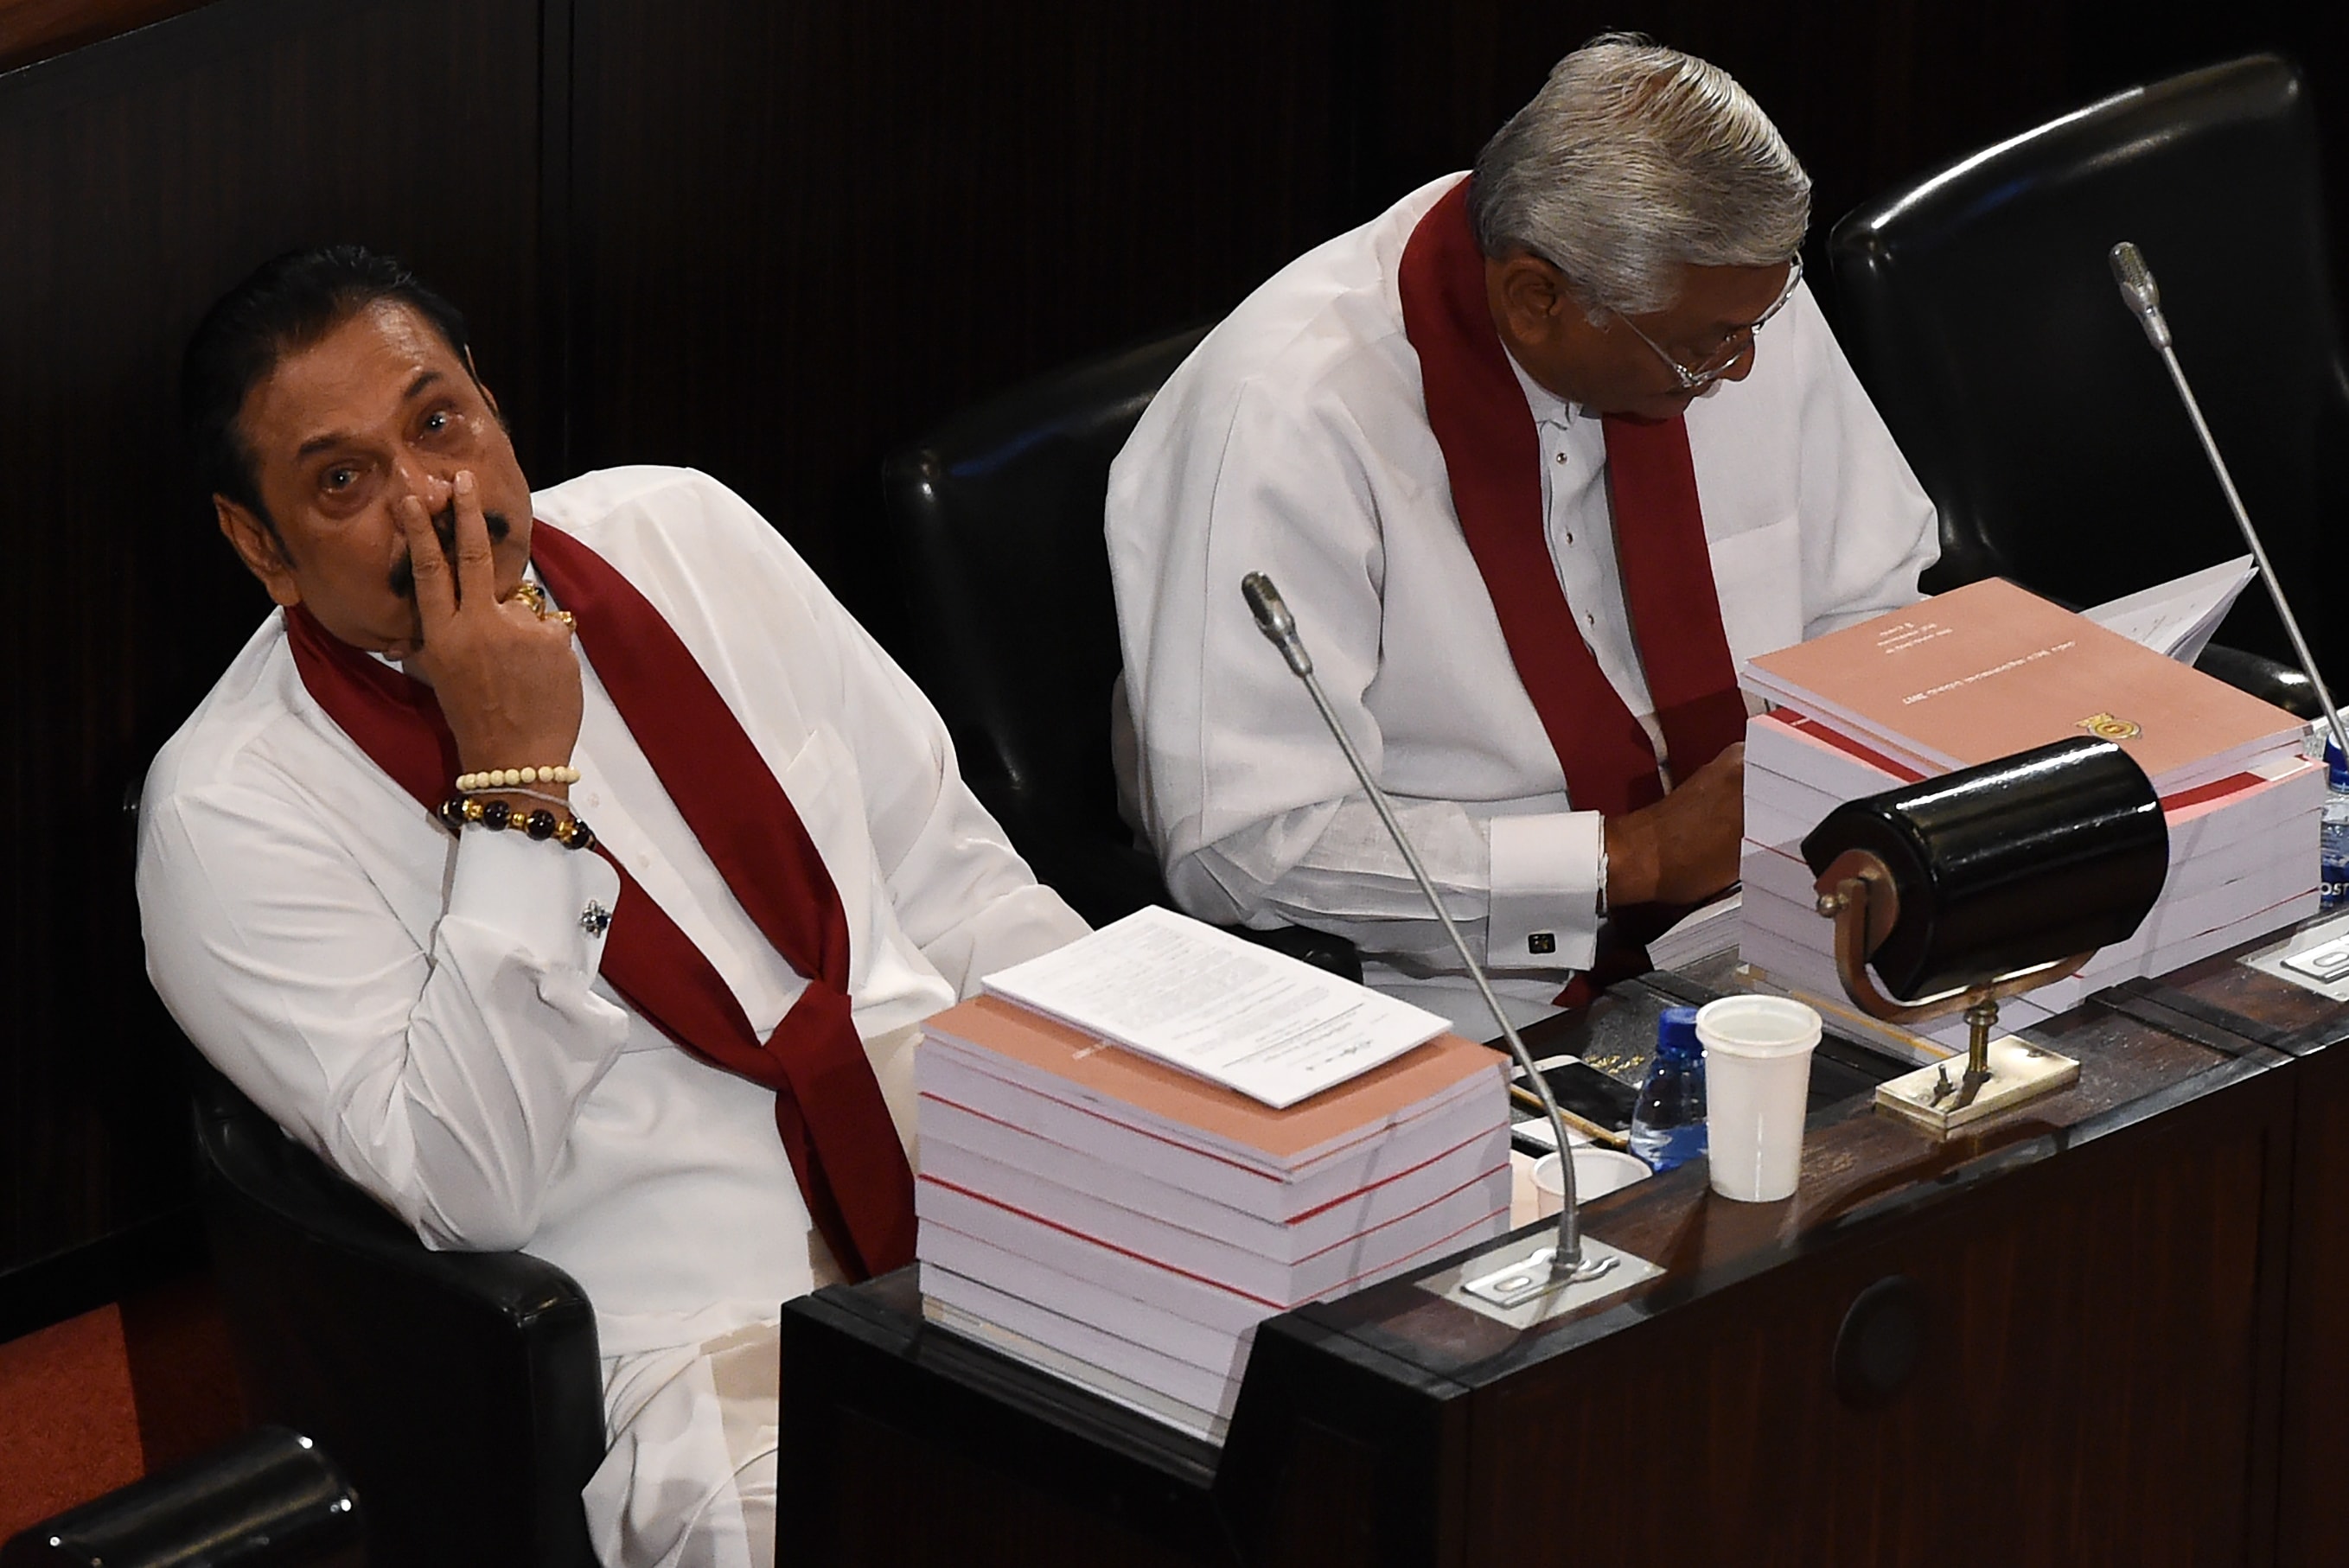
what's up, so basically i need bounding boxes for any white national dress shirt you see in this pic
[138,465,1088,1361]
[1107,173,1939,1036]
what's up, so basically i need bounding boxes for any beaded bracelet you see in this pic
[489,787,573,813]
[437,795,598,851]
[456,765,581,793]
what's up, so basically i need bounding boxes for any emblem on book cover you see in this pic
[2076,712,2142,741]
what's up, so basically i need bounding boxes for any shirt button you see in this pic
[1564,532,1575,545]
[1586,613,1597,628]
[1554,450,1567,464]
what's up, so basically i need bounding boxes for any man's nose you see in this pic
[392,457,456,515]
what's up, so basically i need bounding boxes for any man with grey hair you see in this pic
[1106,35,1937,1036]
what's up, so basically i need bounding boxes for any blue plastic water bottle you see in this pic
[1628,1006,1707,1173]
[2322,742,2349,913]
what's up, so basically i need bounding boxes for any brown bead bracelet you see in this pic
[437,794,598,851]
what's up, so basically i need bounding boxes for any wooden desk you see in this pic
[778,930,2348,1567]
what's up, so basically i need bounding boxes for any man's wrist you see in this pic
[1602,816,1658,909]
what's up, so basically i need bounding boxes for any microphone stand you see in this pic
[1241,571,1618,1291]
[2108,241,2349,762]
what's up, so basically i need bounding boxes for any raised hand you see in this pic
[1603,741,1744,908]
[397,470,583,793]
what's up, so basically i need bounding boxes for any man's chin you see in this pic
[1616,390,1708,424]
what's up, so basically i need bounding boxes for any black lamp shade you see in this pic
[1800,737,2169,1001]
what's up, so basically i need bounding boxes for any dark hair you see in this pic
[180,244,474,528]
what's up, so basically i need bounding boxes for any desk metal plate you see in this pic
[1418,1233,1661,1329]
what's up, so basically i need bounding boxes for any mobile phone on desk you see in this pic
[1509,1055,1637,1151]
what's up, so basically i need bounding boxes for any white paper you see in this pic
[1644,889,1743,972]
[2084,555,2256,664]
[981,906,1446,1108]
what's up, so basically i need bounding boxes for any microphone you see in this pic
[1240,570,1617,1291]
[2106,242,2349,762]
[1240,572,1312,677]
[2107,241,2171,348]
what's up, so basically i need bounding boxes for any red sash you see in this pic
[285,522,916,1281]
[1397,177,1746,816]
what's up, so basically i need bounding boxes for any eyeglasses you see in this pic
[1612,256,1804,391]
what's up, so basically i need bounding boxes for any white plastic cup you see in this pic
[1530,1147,1653,1215]
[1698,995,1822,1202]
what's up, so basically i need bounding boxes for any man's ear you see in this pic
[216,496,301,608]
[1490,252,1572,347]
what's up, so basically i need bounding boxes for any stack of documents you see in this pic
[1735,577,2320,1057]
[916,908,1512,1442]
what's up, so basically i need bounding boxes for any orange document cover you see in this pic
[1741,578,2301,789]
[926,994,1503,1170]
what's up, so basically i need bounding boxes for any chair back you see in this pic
[880,327,1206,927]
[1829,54,2349,676]
[192,1072,603,1567]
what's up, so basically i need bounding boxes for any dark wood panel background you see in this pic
[0,0,555,1328]
[2,0,2344,1318]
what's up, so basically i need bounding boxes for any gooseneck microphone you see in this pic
[2107,241,2349,762]
[2108,240,2171,349]
[1241,570,1613,1288]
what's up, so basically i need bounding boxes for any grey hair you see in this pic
[1468,35,1810,318]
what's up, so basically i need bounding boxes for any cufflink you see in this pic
[1528,932,1557,956]
[580,901,612,937]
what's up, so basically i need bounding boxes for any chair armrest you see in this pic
[2193,641,2321,718]
[0,1425,361,1567]
[193,1078,597,1332]
[192,1076,603,1568]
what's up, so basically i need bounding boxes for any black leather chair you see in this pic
[192,1070,603,1568]
[881,327,1359,978]
[1,1426,362,1567]
[1828,53,2338,717]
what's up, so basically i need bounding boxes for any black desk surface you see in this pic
[782,917,2349,1566]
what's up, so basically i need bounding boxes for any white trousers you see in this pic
[584,1321,782,1568]
[578,1026,924,1568]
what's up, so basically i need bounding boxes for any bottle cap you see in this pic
[2329,740,2348,790]
[1656,1005,1701,1061]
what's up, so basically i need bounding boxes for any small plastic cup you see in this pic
[1530,1147,1653,1215]
[1697,995,1822,1202]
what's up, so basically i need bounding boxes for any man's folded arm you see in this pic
[138,780,630,1252]
[1167,793,1605,973]
[1119,384,1603,974]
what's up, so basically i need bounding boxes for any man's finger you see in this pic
[450,469,496,607]
[396,494,456,623]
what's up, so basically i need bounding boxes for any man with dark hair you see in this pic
[1108,37,1938,1034]
[140,244,1088,1567]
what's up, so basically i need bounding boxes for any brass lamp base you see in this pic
[1873,1036,2080,1132]
[1813,857,2091,1138]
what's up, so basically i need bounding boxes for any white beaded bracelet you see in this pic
[456,765,581,793]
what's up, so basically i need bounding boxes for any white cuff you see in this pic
[1486,812,1605,971]
[446,825,624,976]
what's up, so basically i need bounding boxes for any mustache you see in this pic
[390,503,513,598]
